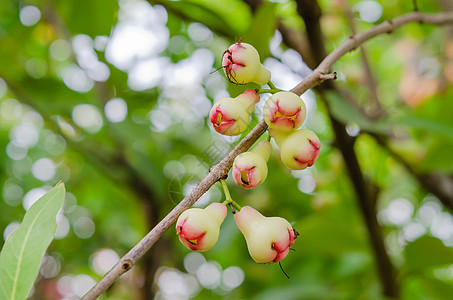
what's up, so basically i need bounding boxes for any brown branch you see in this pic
[82,120,268,299]
[292,11,453,95]
[295,0,398,297]
[82,9,453,299]
[319,90,400,298]
[44,5,165,296]
[3,75,162,298]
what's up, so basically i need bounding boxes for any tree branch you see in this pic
[82,120,268,299]
[292,10,453,95]
[2,75,162,298]
[295,0,395,297]
[82,9,453,299]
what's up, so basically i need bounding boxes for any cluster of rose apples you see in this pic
[176,42,320,265]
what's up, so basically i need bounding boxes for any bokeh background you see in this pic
[1,0,453,299]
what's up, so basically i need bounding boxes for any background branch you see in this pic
[295,0,400,296]
[341,0,384,118]
[373,135,453,211]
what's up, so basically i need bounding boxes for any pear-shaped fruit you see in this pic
[263,92,307,131]
[232,141,272,189]
[209,89,260,136]
[176,203,227,251]
[234,206,297,263]
[222,42,271,85]
[270,128,321,170]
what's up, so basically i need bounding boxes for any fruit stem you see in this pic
[220,179,242,211]
[267,81,277,90]
[255,88,282,94]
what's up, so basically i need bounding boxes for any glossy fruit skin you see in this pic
[222,42,271,85]
[209,89,260,136]
[270,128,321,170]
[234,206,297,263]
[232,140,272,189]
[176,203,227,251]
[263,91,307,131]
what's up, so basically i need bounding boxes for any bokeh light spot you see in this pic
[40,255,61,278]
[3,221,20,241]
[222,266,244,290]
[23,187,48,211]
[355,1,383,23]
[0,99,22,121]
[3,182,24,207]
[90,248,120,275]
[50,39,72,61]
[55,214,70,239]
[196,261,222,289]
[104,98,127,123]
[62,65,94,93]
[184,252,206,274]
[20,6,41,26]
[73,217,95,239]
[72,104,103,133]
[31,158,57,182]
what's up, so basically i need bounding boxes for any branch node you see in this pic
[385,19,395,34]
[319,72,337,81]
[122,259,133,271]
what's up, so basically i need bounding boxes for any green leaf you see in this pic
[404,275,453,300]
[404,236,453,272]
[55,0,118,37]
[245,2,277,59]
[393,114,453,141]
[0,182,66,300]
[298,214,366,255]
[324,91,390,134]
[159,0,245,39]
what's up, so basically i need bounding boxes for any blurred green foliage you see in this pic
[1,0,453,299]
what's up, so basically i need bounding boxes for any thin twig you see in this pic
[82,10,453,299]
[292,11,453,94]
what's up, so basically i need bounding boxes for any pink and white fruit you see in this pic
[232,140,272,189]
[176,203,227,251]
[222,42,271,85]
[209,89,260,136]
[263,92,307,131]
[234,206,297,263]
[271,129,321,170]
